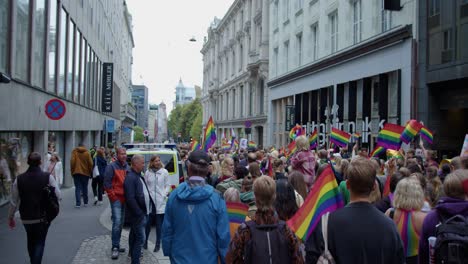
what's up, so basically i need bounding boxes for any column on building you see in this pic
[64,131,76,188]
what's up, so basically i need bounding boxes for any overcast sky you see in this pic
[126,0,234,113]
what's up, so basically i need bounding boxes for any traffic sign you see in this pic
[45,99,66,120]
[144,130,149,136]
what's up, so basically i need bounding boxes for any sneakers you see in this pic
[111,248,119,260]
[83,203,88,207]
[75,205,81,209]
[153,244,160,252]
[97,201,103,206]
[118,248,126,253]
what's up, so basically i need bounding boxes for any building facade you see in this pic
[156,102,168,143]
[268,0,417,149]
[132,84,149,130]
[173,78,196,108]
[201,0,270,147]
[0,0,134,203]
[148,104,158,142]
[416,0,468,157]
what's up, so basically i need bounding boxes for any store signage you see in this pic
[102,63,113,112]
[285,105,295,131]
[106,120,115,133]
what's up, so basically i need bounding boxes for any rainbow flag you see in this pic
[370,145,385,158]
[400,120,423,144]
[330,128,351,148]
[396,211,420,257]
[287,166,343,241]
[202,116,217,152]
[190,140,200,151]
[420,126,433,144]
[377,123,405,150]
[309,130,318,150]
[285,141,297,159]
[248,141,257,148]
[222,141,231,150]
[289,124,305,140]
[387,149,403,159]
[226,202,249,224]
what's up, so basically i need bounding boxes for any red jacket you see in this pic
[103,160,128,203]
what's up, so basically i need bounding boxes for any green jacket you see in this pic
[215,178,243,194]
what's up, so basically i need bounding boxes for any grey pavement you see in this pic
[0,184,168,264]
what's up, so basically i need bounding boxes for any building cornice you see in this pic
[216,115,268,126]
[268,25,412,88]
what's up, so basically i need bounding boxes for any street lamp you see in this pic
[189,36,196,42]
[0,72,11,83]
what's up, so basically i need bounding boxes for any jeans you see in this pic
[129,215,147,264]
[73,174,90,206]
[110,200,125,249]
[155,214,164,247]
[24,223,49,264]
[91,176,104,201]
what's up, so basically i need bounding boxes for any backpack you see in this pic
[434,213,468,264]
[41,174,60,224]
[244,220,291,264]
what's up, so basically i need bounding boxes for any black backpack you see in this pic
[434,213,468,264]
[41,174,59,224]
[244,220,291,264]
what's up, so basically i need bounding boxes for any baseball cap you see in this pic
[188,150,211,166]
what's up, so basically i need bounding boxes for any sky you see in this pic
[126,0,234,113]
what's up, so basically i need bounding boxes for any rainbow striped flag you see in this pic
[309,130,318,150]
[202,116,217,152]
[377,123,405,150]
[248,141,257,148]
[221,141,231,150]
[330,128,351,148]
[400,120,423,144]
[387,149,403,159]
[370,145,385,158]
[226,202,249,224]
[289,124,305,140]
[287,166,343,241]
[420,126,433,144]
[396,211,420,258]
[285,141,297,159]
[190,140,200,151]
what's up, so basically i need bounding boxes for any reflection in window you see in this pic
[67,21,74,99]
[74,30,80,102]
[58,8,67,97]
[89,52,95,109]
[15,0,30,81]
[32,0,46,88]
[47,0,57,93]
[86,45,91,107]
[0,1,9,73]
[80,38,85,104]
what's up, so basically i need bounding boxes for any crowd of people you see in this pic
[6,135,468,264]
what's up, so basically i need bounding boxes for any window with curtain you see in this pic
[15,0,30,81]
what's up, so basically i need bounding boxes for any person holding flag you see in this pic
[305,157,404,263]
[290,135,316,189]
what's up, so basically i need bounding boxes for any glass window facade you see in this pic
[15,0,30,81]
[74,30,80,102]
[0,1,9,73]
[47,0,57,93]
[67,20,74,99]
[58,8,67,97]
[32,0,46,88]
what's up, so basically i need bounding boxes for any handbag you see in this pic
[92,159,100,178]
[316,212,336,264]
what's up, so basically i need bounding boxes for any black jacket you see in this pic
[124,169,154,223]
[305,202,405,264]
[94,156,108,179]
[17,166,50,221]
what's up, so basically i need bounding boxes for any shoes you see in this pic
[153,245,160,252]
[83,203,88,207]
[75,205,81,209]
[118,248,126,253]
[111,248,119,260]
[93,201,98,206]
[143,242,147,250]
[97,201,103,206]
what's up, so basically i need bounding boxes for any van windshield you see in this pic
[127,153,175,174]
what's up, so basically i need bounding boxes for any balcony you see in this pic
[120,103,136,124]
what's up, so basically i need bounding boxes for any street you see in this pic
[0,186,169,264]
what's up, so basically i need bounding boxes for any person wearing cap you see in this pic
[161,150,230,264]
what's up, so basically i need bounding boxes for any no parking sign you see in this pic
[45,99,66,120]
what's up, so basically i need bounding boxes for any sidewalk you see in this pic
[0,186,169,264]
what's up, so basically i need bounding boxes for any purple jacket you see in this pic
[290,150,316,186]
[418,197,468,264]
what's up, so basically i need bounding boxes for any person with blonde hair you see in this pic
[226,176,304,263]
[47,152,63,190]
[385,177,427,264]
[290,135,316,189]
[224,187,240,202]
[215,157,235,185]
[419,169,468,264]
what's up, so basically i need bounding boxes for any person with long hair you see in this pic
[288,170,307,207]
[92,147,107,205]
[290,135,316,189]
[143,155,169,252]
[47,153,63,190]
[215,157,235,185]
[274,179,299,221]
[385,177,427,264]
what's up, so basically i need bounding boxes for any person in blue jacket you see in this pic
[162,150,230,264]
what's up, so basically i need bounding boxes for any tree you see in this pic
[167,105,183,139]
[190,110,203,141]
[168,99,203,142]
[133,126,144,142]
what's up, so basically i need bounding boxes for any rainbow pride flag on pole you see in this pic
[190,140,201,151]
[387,149,404,159]
[285,141,297,159]
[330,128,351,148]
[419,126,433,144]
[221,141,231,150]
[289,124,305,140]
[226,202,249,224]
[309,130,318,150]
[248,141,257,148]
[202,116,216,152]
[287,166,343,241]
[370,145,385,158]
[377,123,405,150]
[400,120,423,144]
